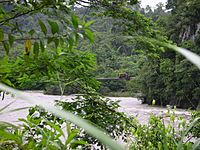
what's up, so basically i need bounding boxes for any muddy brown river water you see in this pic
[0,91,191,125]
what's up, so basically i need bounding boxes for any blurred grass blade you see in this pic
[0,101,15,113]
[0,83,125,150]
[0,107,30,115]
[0,121,18,129]
[136,37,200,70]
[167,45,200,69]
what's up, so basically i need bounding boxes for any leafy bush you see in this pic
[8,48,99,93]
[190,111,200,138]
[99,79,127,95]
[55,93,135,149]
[0,108,87,150]
[130,109,200,150]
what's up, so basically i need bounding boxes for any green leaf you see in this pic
[48,20,59,35]
[84,20,94,28]
[46,121,65,137]
[33,41,39,57]
[39,19,47,35]
[71,14,78,29]
[2,79,13,87]
[40,40,45,52]
[68,34,75,49]
[85,29,94,42]
[70,140,87,148]
[29,29,35,36]
[8,34,14,47]
[66,122,71,135]
[0,56,10,73]
[65,129,79,145]
[0,28,4,42]
[3,41,9,55]
[71,140,87,145]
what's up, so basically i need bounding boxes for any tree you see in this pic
[135,0,200,109]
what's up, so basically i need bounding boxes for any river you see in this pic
[0,91,190,125]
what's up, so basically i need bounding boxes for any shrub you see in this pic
[190,111,200,138]
[55,93,136,149]
[0,106,87,150]
[130,108,200,150]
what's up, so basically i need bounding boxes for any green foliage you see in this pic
[134,40,200,109]
[130,109,200,150]
[0,28,4,42]
[38,19,47,36]
[55,94,135,148]
[48,20,59,35]
[125,0,200,109]
[99,79,127,94]
[0,1,99,93]
[8,47,99,92]
[0,56,13,87]
[190,111,200,138]
[20,106,87,149]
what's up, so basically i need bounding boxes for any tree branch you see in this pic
[0,34,68,43]
[0,5,44,26]
[0,1,11,3]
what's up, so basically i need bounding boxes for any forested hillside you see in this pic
[136,0,200,109]
[0,0,200,108]
[70,0,200,109]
